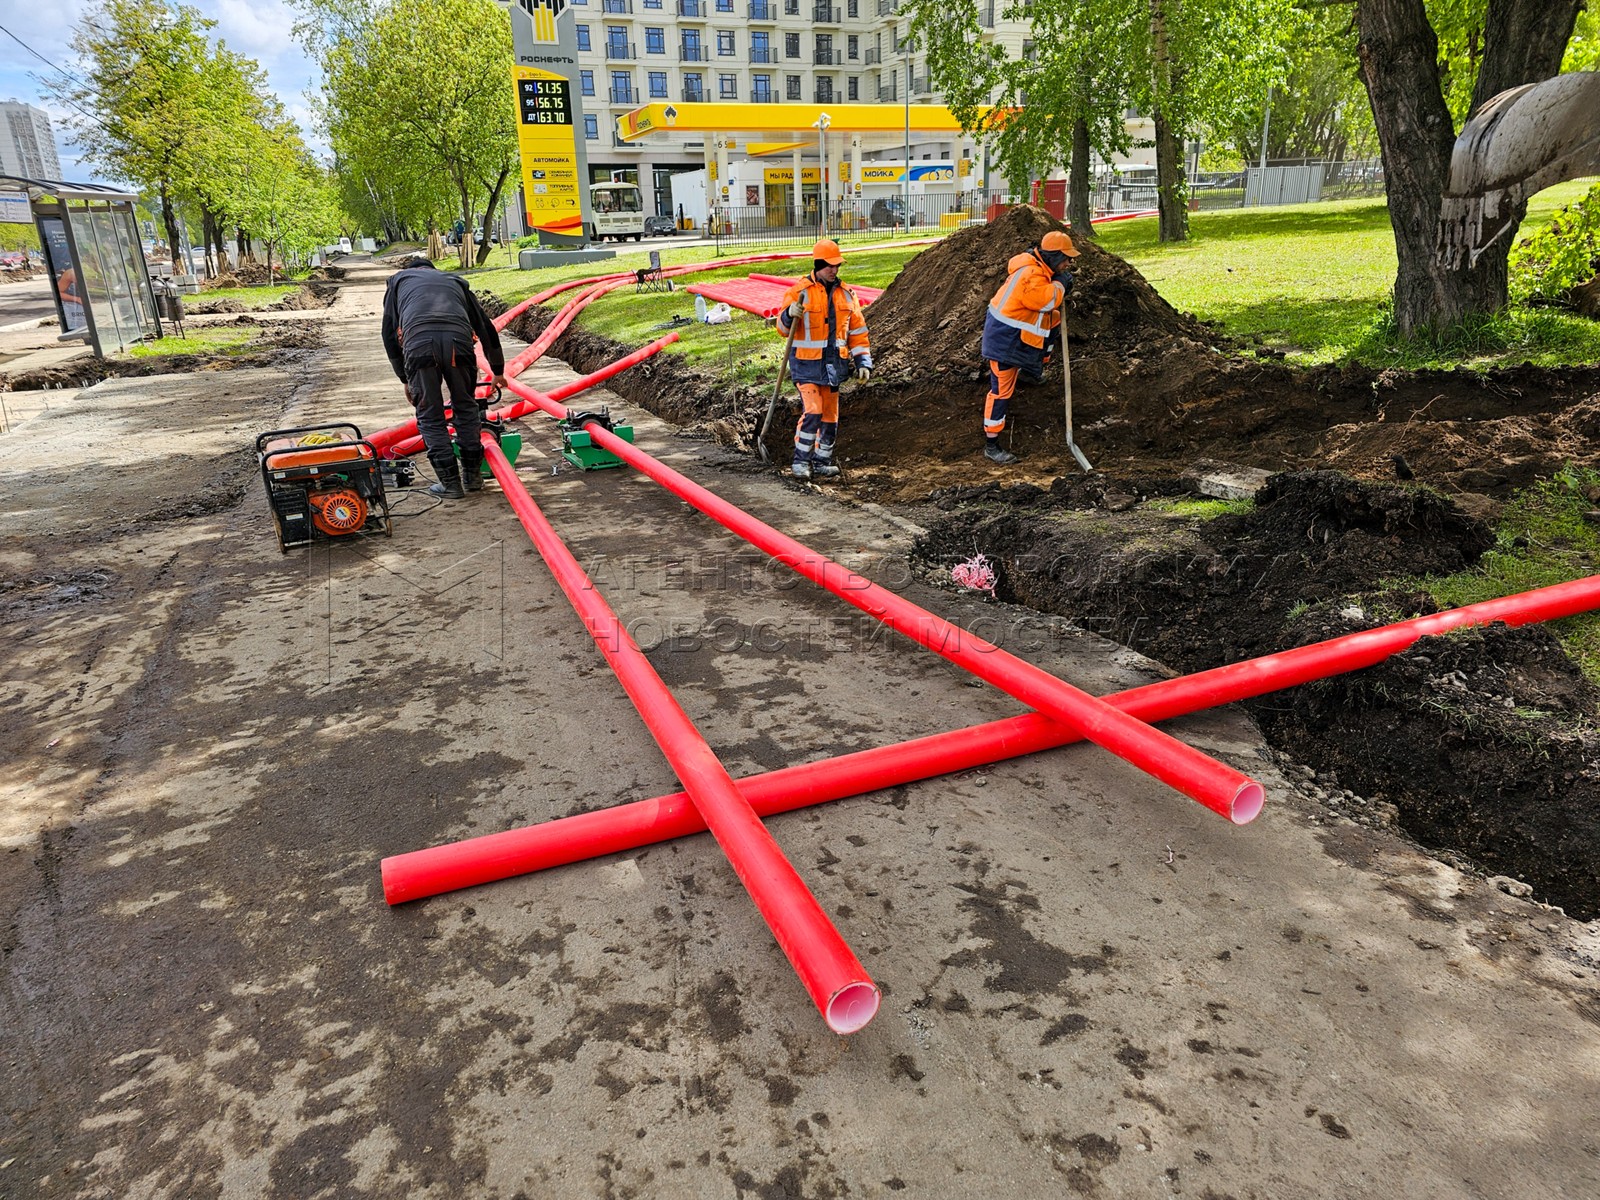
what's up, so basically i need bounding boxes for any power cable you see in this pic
[0,22,123,147]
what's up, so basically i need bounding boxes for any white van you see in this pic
[589,182,645,242]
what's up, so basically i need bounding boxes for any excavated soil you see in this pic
[0,318,326,391]
[494,214,1600,915]
[188,281,340,315]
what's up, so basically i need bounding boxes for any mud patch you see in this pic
[0,319,325,391]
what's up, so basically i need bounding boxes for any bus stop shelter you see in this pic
[0,175,162,357]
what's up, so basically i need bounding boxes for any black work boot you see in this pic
[459,446,485,492]
[984,441,1018,465]
[428,455,466,499]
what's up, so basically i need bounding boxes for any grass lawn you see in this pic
[1095,181,1600,368]
[190,285,300,309]
[126,327,258,358]
[462,180,1599,376]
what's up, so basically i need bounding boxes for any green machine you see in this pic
[560,408,634,470]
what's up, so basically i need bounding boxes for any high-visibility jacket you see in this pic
[980,249,1065,373]
[777,274,872,388]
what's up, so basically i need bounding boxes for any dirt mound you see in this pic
[912,470,1600,917]
[263,283,338,312]
[189,297,247,314]
[869,204,1217,378]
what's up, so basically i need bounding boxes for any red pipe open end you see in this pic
[826,982,881,1035]
[1230,782,1266,825]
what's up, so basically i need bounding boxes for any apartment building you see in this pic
[499,0,1028,217]
[0,100,63,181]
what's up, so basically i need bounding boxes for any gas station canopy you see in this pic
[615,102,989,143]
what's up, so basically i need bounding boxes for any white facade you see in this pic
[0,100,63,180]
[497,0,1031,216]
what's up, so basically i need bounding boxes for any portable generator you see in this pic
[257,423,393,553]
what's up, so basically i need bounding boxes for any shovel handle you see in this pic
[758,291,803,462]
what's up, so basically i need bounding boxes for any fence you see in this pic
[710,193,990,253]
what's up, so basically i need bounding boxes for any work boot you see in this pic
[428,457,466,499]
[984,442,1019,465]
[791,461,813,480]
[459,446,485,492]
[811,460,841,479]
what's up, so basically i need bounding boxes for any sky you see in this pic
[0,0,327,183]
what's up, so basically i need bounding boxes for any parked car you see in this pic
[643,214,677,236]
[869,197,921,228]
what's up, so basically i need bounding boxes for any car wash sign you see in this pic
[508,0,592,243]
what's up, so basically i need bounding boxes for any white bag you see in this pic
[704,301,732,325]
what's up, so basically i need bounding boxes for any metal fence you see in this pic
[710,194,988,253]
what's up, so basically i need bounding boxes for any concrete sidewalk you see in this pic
[2,258,1597,1200]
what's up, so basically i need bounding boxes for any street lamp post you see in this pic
[813,112,831,238]
[902,38,912,235]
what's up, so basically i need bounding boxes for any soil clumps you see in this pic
[912,471,1600,918]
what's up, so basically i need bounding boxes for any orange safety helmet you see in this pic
[1040,230,1081,257]
[812,238,845,265]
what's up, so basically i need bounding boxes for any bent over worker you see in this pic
[978,229,1079,464]
[776,238,873,480]
[381,256,508,499]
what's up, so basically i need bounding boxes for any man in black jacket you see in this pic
[381,257,508,498]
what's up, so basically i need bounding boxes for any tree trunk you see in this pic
[1356,0,1582,335]
[158,187,182,272]
[1148,0,1188,242]
[1068,116,1094,237]
[476,166,511,266]
[200,208,218,279]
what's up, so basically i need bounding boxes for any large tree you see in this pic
[304,0,517,265]
[1354,0,1585,334]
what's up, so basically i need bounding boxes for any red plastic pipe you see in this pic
[383,573,1600,902]
[498,377,1264,821]
[476,433,879,1035]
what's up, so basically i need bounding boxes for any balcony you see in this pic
[609,85,637,103]
[813,49,842,65]
[748,0,776,15]
[864,47,880,65]
[750,47,776,63]
[682,84,705,101]
[605,42,637,59]
[680,44,707,60]
[602,0,632,11]
[876,0,897,14]
[877,82,897,101]
[751,90,779,103]
[912,75,933,95]
[812,4,841,21]
[814,84,836,103]
[677,0,704,14]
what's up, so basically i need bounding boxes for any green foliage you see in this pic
[1508,182,1600,306]
[1404,465,1600,681]
[298,0,517,262]
[0,222,40,252]
[1566,7,1600,71]
[1144,496,1254,518]
[125,327,256,357]
[1352,302,1600,370]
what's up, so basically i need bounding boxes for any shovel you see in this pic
[1061,324,1093,472]
[757,292,803,464]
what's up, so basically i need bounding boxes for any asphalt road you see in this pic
[0,277,54,329]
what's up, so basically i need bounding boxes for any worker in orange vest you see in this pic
[776,238,873,480]
[979,229,1079,464]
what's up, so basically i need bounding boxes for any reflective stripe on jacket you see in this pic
[979,250,1064,369]
[777,274,871,387]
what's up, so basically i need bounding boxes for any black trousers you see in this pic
[404,330,481,462]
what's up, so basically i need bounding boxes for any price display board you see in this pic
[512,65,583,237]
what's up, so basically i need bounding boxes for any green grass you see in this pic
[1144,496,1254,519]
[1400,465,1600,681]
[191,285,299,309]
[1092,181,1600,369]
[126,327,257,358]
[462,241,925,380]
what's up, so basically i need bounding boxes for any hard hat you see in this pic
[812,238,844,265]
[1041,230,1081,257]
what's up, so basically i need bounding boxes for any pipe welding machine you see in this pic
[256,423,393,553]
[560,406,634,470]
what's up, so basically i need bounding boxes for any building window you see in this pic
[682,29,703,60]
[785,32,800,58]
[579,70,595,96]
[847,0,857,14]
[684,72,704,100]
[577,24,591,50]
[717,30,736,56]
[786,73,801,100]
[752,30,771,62]
[753,72,772,101]
[585,115,599,139]
[606,25,629,56]
[717,0,734,9]
[610,71,634,102]
[644,0,661,6]
[645,26,666,53]
[718,73,738,98]
[847,35,858,59]
[848,76,858,99]
[649,70,668,97]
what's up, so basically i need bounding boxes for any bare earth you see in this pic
[2,261,1599,1200]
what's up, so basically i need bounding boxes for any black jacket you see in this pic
[381,267,506,382]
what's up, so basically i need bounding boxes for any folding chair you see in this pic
[635,249,673,294]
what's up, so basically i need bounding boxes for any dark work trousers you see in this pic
[404,330,482,462]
